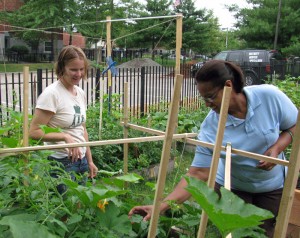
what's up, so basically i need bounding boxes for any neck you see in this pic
[59,79,76,95]
[228,92,247,119]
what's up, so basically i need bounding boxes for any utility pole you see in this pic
[274,0,282,50]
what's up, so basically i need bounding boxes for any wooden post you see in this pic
[123,82,129,175]
[98,78,104,139]
[22,66,29,147]
[106,16,112,113]
[106,16,112,87]
[175,14,182,75]
[225,143,232,238]
[148,74,183,238]
[224,143,232,191]
[274,110,300,237]
[22,66,29,186]
[197,86,232,238]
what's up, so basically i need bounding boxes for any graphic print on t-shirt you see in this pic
[71,105,85,127]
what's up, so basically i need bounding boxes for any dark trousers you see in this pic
[215,183,282,237]
[48,156,89,195]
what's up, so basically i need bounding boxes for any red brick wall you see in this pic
[63,32,86,48]
[0,0,24,11]
[0,0,24,31]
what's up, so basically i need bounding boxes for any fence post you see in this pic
[140,66,145,117]
[37,69,43,96]
[95,68,101,100]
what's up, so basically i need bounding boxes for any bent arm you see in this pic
[259,125,296,170]
[159,166,210,213]
[128,166,209,221]
[83,123,98,178]
[29,108,75,143]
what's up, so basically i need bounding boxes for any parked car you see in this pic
[168,54,188,60]
[192,49,285,85]
[213,49,284,85]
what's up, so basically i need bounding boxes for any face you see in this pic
[197,82,223,113]
[61,58,85,87]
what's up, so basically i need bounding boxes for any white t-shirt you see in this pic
[36,80,87,158]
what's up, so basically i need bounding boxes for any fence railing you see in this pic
[0,60,300,124]
[0,65,201,124]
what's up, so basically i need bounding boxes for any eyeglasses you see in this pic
[199,88,221,103]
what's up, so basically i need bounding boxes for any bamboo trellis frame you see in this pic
[3,69,299,237]
[6,13,299,238]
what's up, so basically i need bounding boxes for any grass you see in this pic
[0,62,54,72]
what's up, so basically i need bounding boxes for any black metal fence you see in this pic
[0,60,300,124]
[3,49,147,64]
[0,65,201,124]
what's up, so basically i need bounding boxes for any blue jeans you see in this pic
[48,156,89,195]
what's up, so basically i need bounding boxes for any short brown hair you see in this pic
[55,45,89,80]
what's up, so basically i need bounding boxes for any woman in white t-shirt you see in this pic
[29,45,98,193]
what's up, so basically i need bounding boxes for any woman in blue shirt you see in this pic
[129,60,297,237]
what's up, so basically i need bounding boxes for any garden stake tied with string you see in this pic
[98,56,117,139]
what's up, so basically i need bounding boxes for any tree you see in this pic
[229,0,300,55]
[0,0,79,58]
[173,0,223,56]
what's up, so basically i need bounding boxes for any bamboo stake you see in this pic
[274,110,300,237]
[224,143,232,238]
[148,74,183,238]
[0,134,193,156]
[22,66,29,186]
[197,86,232,238]
[106,15,112,113]
[185,138,289,167]
[224,143,232,190]
[22,66,29,147]
[175,14,182,75]
[98,78,104,139]
[123,82,129,175]
[121,122,197,138]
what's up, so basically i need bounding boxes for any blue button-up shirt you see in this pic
[192,84,298,193]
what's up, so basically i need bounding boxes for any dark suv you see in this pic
[213,49,283,85]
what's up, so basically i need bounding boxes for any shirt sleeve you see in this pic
[272,85,298,130]
[191,117,214,168]
[35,87,59,113]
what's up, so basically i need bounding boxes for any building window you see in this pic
[44,42,52,52]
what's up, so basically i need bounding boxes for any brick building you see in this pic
[0,0,86,61]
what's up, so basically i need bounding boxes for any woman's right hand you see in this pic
[128,205,154,221]
[63,133,82,162]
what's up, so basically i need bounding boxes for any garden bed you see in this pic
[136,158,175,179]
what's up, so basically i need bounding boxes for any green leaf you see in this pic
[67,214,82,225]
[116,173,144,183]
[0,214,59,238]
[39,125,63,134]
[1,137,19,148]
[184,176,274,236]
[0,127,11,135]
[96,203,134,236]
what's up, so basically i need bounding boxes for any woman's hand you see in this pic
[128,205,154,221]
[63,133,82,162]
[257,146,280,171]
[88,162,98,178]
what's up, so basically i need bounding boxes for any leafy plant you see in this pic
[185,176,273,237]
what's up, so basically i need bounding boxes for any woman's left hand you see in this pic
[257,146,279,171]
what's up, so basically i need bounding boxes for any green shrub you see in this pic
[8,45,29,54]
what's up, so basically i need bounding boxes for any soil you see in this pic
[116,58,162,69]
